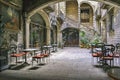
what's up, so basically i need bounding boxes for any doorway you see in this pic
[62,28,79,47]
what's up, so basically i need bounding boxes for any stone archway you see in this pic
[37,10,51,45]
[30,10,51,45]
[26,0,120,18]
[25,0,120,47]
[37,10,51,29]
[62,28,79,47]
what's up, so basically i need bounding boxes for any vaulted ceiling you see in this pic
[23,0,120,13]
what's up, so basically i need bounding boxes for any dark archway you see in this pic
[62,28,79,47]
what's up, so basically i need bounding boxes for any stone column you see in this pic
[53,29,56,43]
[78,3,81,46]
[93,15,97,31]
[58,30,63,48]
[46,27,51,45]
[57,29,61,48]
[25,18,31,48]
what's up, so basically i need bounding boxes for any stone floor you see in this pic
[0,47,111,80]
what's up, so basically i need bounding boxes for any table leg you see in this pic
[23,52,29,65]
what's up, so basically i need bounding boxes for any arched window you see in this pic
[80,3,93,26]
[81,8,90,22]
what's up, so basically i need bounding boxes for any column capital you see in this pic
[26,18,31,23]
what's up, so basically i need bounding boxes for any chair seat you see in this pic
[97,52,102,55]
[101,56,113,60]
[92,53,99,57]
[33,54,44,59]
[43,53,49,57]
[109,53,120,57]
[114,54,120,57]
[11,52,25,57]
[92,52,102,57]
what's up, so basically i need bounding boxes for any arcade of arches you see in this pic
[0,0,120,79]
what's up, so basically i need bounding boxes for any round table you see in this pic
[108,68,120,80]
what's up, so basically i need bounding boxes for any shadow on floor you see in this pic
[37,63,46,66]
[9,63,30,70]
[28,66,40,70]
[94,65,103,68]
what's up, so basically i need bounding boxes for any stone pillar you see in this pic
[78,3,81,46]
[59,31,63,48]
[53,29,56,43]
[25,18,31,48]
[46,27,51,45]
[57,29,61,48]
[93,15,97,31]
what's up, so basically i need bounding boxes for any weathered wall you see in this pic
[0,0,23,49]
[107,9,120,45]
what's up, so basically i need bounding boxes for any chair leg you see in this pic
[37,59,38,63]
[116,58,120,66]
[38,58,42,64]
[112,60,114,67]
[109,60,111,67]
[32,58,33,66]
[10,57,12,64]
[16,57,17,65]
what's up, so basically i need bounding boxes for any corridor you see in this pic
[0,47,111,80]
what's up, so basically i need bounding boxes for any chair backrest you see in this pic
[96,43,104,48]
[115,43,120,54]
[9,44,17,54]
[91,44,96,53]
[18,44,24,52]
[102,44,115,56]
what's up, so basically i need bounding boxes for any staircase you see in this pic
[61,17,79,30]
